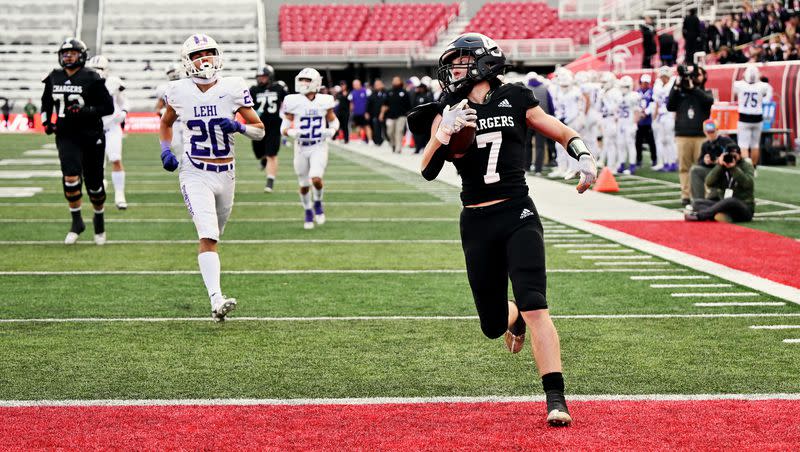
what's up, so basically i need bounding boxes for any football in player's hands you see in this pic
[447,124,476,159]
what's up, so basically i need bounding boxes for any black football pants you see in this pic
[460,197,548,339]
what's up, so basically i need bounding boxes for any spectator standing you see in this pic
[410,82,434,154]
[380,76,411,153]
[658,32,678,66]
[367,78,387,146]
[689,119,736,202]
[641,16,657,68]
[349,79,370,143]
[24,99,37,128]
[335,81,350,143]
[527,72,556,175]
[667,65,714,206]
[683,8,702,64]
[0,98,12,124]
[635,74,657,167]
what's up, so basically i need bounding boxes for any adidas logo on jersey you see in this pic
[520,208,533,220]
[498,99,512,108]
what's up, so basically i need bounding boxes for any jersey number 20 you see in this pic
[186,118,231,157]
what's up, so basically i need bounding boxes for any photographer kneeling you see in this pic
[667,64,714,207]
[685,144,755,223]
[688,119,736,203]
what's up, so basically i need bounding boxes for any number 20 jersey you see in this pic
[282,93,336,147]
[165,77,254,159]
[441,83,539,206]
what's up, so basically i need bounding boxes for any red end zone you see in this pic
[593,220,800,289]
[2,399,799,450]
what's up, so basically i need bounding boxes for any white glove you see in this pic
[575,154,597,194]
[435,99,477,145]
[112,110,127,125]
[286,128,300,138]
[321,127,338,139]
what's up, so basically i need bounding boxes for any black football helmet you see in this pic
[57,38,88,69]
[437,33,508,95]
[256,64,275,81]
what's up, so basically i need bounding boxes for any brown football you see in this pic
[447,125,476,159]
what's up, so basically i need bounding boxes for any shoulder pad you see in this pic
[407,101,442,135]
[316,94,335,110]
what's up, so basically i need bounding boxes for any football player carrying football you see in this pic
[159,34,265,322]
[410,33,597,427]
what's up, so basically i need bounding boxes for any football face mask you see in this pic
[181,34,223,80]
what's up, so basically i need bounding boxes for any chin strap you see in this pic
[191,74,218,85]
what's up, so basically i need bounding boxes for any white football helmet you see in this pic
[640,73,652,85]
[618,75,634,94]
[600,71,617,90]
[166,62,183,81]
[574,71,590,85]
[557,70,573,88]
[743,64,760,83]
[657,65,673,79]
[181,33,223,80]
[295,67,322,95]
[86,55,109,78]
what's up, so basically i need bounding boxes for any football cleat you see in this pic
[546,392,572,427]
[547,169,564,179]
[115,192,127,210]
[651,163,664,171]
[562,170,578,180]
[304,209,314,230]
[211,296,237,322]
[313,200,325,225]
[64,232,80,245]
[94,232,106,246]
[504,300,526,354]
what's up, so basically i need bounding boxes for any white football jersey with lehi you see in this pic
[283,93,335,145]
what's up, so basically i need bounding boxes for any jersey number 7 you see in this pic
[477,131,502,184]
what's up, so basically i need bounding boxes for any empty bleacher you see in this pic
[465,2,595,45]
[98,0,261,111]
[0,0,80,108]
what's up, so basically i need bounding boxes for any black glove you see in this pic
[43,122,56,135]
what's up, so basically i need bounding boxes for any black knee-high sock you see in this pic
[542,372,565,394]
[93,209,105,234]
[70,207,85,233]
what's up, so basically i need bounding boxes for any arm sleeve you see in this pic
[41,75,53,123]
[91,79,115,117]
[698,89,715,108]
[421,147,447,181]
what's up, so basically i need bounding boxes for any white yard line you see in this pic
[0,268,679,276]
[650,283,733,288]
[749,325,800,329]
[0,201,453,207]
[754,209,800,217]
[553,243,620,248]
[2,312,800,325]
[594,261,670,266]
[566,249,634,254]
[0,239,463,245]
[581,255,652,260]
[783,339,800,343]
[625,191,679,199]
[0,218,459,223]
[630,275,710,280]
[2,393,800,408]
[672,292,760,297]
[693,302,786,307]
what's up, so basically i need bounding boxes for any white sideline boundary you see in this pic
[334,142,800,306]
[3,312,800,324]
[2,393,800,407]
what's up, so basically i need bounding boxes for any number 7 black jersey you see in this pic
[444,82,539,205]
[250,82,288,128]
[41,67,114,138]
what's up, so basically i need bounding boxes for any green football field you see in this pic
[1,133,799,402]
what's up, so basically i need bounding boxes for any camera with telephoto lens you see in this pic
[722,145,740,164]
[676,64,696,90]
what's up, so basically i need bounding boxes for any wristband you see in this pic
[566,137,591,160]
[160,140,171,153]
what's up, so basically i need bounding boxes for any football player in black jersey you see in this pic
[411,33,597,427]
[249,65,288,192]
[41,38,115,245]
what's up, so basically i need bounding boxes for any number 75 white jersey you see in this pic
[282,93,335,145]
[165,77,254,159]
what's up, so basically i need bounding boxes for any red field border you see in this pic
[592,220,800,290]
[2,396,799,450]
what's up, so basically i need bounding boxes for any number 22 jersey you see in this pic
[282,93,336,147]
[165,77,254,159]
[440,83,540,206]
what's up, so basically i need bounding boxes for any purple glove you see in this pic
[219,118,245,134]
[160,141,179,172]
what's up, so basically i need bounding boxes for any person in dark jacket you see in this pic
[366,78,387,146]
[658,32,678,66]
[689,119,736,202]
[685,145,755,223]
[410,82,434,154]
[667,65,714,206]
[641,16,657,68]
[527,72,556,175]
[683,8,702,64]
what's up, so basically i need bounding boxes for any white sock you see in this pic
[300,191,312,210]
[312,186,323,202]
[198,251,221,302]
[111,170,125,193]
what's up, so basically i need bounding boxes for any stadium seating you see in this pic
[0,0,80,107]
[465,2,595,45]
[99,0,260,111]
[279,3,459,45]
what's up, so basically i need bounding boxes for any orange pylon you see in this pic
[593,167,620,193]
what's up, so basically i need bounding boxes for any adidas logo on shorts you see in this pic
[520,208,533,220]
[498,99,512,108]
